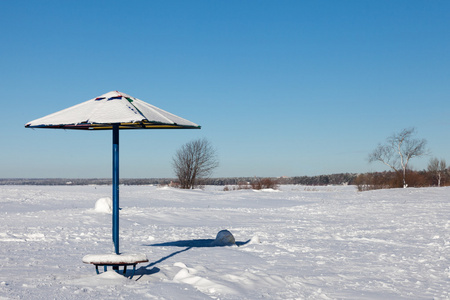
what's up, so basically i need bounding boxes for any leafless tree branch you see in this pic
[172,138,219,189]
[368,128,428,188]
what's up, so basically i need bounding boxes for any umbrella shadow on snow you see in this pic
[134,238,250,280]
[147,238,251,248]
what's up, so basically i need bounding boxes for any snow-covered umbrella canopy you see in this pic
[25,91,200,256]
[25,91,200,130]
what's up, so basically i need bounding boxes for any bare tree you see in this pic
[368,128,427,188]
[172,138,219,189]
[427,158,446,187]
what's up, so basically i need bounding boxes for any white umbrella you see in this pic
[26,90,200,130]
[26,91,200,254]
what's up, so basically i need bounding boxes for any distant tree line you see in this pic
[0,178,174,186]
[1,168,447,190]
[354,167,449,191]
[282,173,357,186]
[0,174,356,186]
[194,173,357,186]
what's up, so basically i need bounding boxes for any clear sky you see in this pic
[1,0,449,178]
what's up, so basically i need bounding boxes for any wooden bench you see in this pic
[83,253,148,279]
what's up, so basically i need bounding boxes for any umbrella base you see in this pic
[94,263,138,278]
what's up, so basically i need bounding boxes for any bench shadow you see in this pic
[134,238,251,280]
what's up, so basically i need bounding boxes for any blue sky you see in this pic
[1,1,449,178]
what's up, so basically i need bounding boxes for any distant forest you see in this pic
[1,170,446,190]
[0,173,357,186]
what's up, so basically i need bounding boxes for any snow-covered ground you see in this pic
[0,184,449,299]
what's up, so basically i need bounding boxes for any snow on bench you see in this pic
[83,253,148,279]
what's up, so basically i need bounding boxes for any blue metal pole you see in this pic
[112,124,120,254]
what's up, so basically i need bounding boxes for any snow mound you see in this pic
[249,235,260,244]
[173,262,238,295]
[212,230,236,246]
[65,270,131,286]
[253,188,280,193]
[94,197,112,213]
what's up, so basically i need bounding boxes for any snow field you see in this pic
[0,185,449,299]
